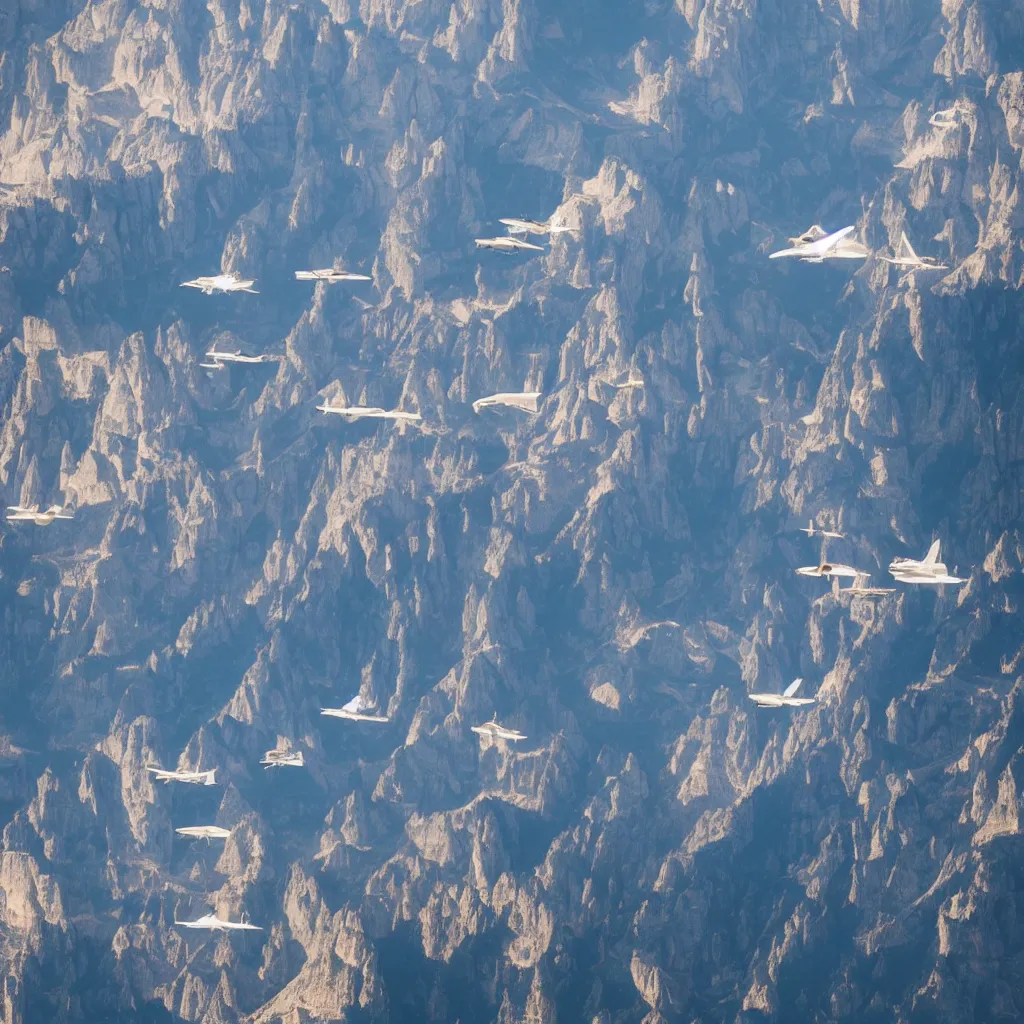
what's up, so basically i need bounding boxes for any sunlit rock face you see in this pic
[0,0,1023,1020]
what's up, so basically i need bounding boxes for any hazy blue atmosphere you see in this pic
[0,0,1023,1022]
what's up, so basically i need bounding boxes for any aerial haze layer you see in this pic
[1,0,1023,1022]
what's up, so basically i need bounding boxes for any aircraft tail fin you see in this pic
[783,678,804,698]
[923,539,941,565]
[900,231,917,260]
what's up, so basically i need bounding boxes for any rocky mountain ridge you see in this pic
[1,0,1023,1022]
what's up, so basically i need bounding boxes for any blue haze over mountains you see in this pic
[0,0,1022,1021]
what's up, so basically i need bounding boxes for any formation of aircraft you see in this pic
[175,825,232,841]
[475,236,546,253]
[321,695,390,723]
[200,349,278,369]
[147,766,218,786]
[316,403,422,422]
[880,231,949,272]
[748,678,816,709]
[260,749,305,769]
[6,504,74,525]
[5,123,984,957]
[180,272,258,295]
[174,913,262,932]
[800,519,844,539]
[295,268,372,283]
[471,716,527,742]
[889,540,967,585]
[472,392,542,414]
[769,225,866,263]
[795,562,863,579]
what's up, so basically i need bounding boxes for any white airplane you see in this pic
[841,574,896,597]
[769,225,865,263]
[146,766,218,786]
[295,268,372,283]
[929,108,959,129]
[260,749,305,769]
[320,694,389,723]
[499,217,573,237]
[202,349,278,367]
[472,392,542,414]
[175,825,232,841]
[879,231,948,272]
[889,540,967,585]
[180,272,258,295]
[475,236,545,254]
[174,913,262,932]
[471,716,527,742]
[783,224,870,259]
[799,519,845,539]
[795,562,863,579]
[6,504,74,525]
[748,678,816,709]
[316,403,422,422]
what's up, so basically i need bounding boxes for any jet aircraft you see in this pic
[785,224,871,260]
[174,913,262,932]
[260,749,305,769]
[841,574,896,596]
[472,392,542,414]
[180,272,258,295]
[471,716,527,742]
[889,540,967,585]
[295,268,372,283]
[6,504,74,525]
[748,678,816,709]
[201,349,277,368]
[321,695,389,723]
[475,236,545,254]
[175,825,232,841]
[316,403,422,422]
[795,562,863,579]
[769,225,865,263]
[499,217,572,237]
[880,231,948,272]
[800,519,845,539]
[146,766,218,786]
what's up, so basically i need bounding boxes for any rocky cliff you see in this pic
[1,0,1023,1021]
